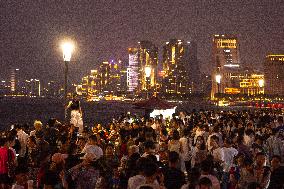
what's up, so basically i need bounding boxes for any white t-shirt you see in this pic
[222,147,238,172]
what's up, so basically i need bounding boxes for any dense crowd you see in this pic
[0,109,284,189]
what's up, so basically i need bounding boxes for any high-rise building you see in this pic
[89,70,101,96]
[10,68,20,94]
[162,39,191,95]
[137,41,158,93]
[127,48,139,92]
[264,54,284,95]
[127,41,158,95]
[100,61,110,93]
[211,35,241,98]
[106,59,122,95]
[25,79,41,97]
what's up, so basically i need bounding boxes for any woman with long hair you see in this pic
[191,135,207,168]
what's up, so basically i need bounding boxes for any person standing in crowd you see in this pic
[162,151,186,189]
[199,160,221,189]
[179,127,192,173]
[191,135,207,168]
[66,93,84,134]
[29,120,43,137]
[81,135,103,159]
[0,136,15,189]
[221,138,238,189]
[268,155,284,189]
[15,124,29,158]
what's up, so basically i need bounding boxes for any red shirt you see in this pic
[0,147,15,174]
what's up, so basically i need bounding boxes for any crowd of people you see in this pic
[0,108,283,189]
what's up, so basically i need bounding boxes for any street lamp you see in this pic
[145,66,151,78]
[61,41,74,119]
[258,79,264,88]
[61,41,74,100]
[215,74,221,94]
[145,66,151,98]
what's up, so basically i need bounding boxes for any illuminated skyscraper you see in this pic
[100,61,110,93]
[10,68,19,93]
[127,41,158,94]
[211,35,240,98]
[162,39,190,95]
[264,54,284,95]
[137,41,158,93]
[127,48,139,92]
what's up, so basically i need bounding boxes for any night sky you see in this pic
[1,0,283,85]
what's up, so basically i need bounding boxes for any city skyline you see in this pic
[1,1,283,84]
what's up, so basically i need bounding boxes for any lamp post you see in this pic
[215,74,221,94]
[62,41,74,118]
[145,66,151,99]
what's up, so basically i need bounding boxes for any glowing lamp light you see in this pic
[258,79,264,87]
[62,41,74,61]
[145,66,152,77]
[215,74,221,84]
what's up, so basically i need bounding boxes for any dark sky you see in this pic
[1,0,283,85]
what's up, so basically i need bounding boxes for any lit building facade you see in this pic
[239,74,264,95]
[211,35,241,98]
[264,55,284,95]
[108,60,122,95]
[25,79,41,97]
[162,39,190,95]
[127,48,139,92]
[137,41,158,92]
[100,61,110,93]
[10,68,20,94]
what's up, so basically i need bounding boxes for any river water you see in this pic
[0,97,216,130]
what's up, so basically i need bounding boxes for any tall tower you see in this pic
[100,61,110,93]
[264,54,284,95]
[162,39,190,95]
[211,35,240,99]
[10,68,20,94]
[127,48,139,92]
[138,41,158,93]
[127,41,158,94]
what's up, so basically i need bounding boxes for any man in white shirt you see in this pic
[15,124,29,157]
[221,138,238,189]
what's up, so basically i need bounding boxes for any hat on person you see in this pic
[80,145,103,161]
[52,153,68,164]
[80,152,98,162]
